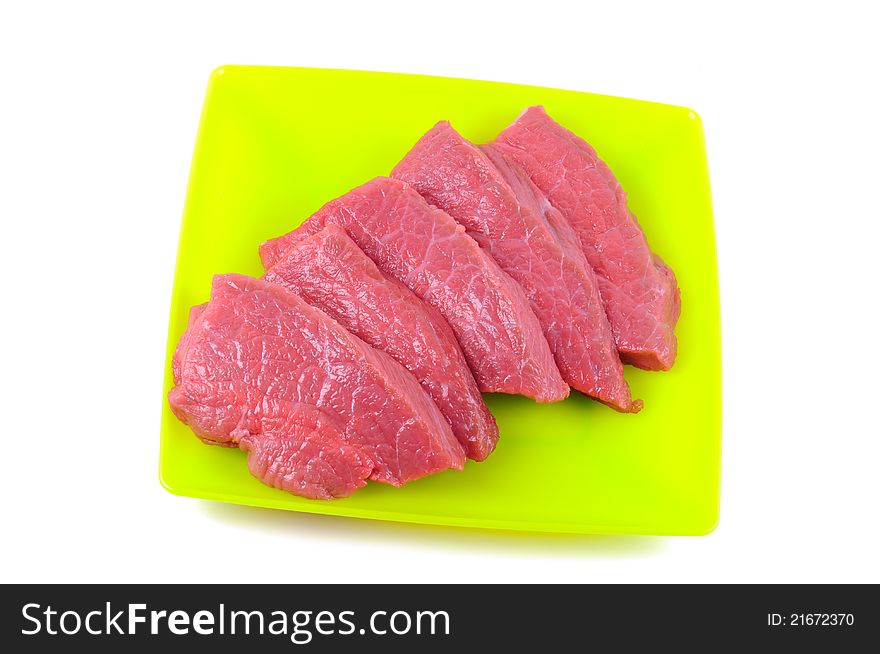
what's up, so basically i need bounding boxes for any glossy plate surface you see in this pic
[160,66,721,535]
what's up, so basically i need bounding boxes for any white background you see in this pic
[1,1,878,584]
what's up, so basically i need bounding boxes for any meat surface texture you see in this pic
[492,106,681,371]
[260,177,567,403]
[238,404,375,499]
[263,224,499,460]
[393,122,640,412]
[168,274,465,498]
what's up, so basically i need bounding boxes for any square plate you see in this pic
[160,66,721,535]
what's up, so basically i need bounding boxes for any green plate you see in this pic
[160,66,721,535]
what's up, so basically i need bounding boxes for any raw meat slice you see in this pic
[264,224,498,460]
[168,274,465,498]
[492,106,681,371]
[239,404,375,499]
[392,122,639,412]
[260,177,567,403]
